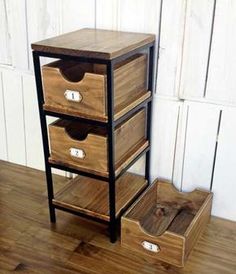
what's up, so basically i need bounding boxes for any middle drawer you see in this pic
[48,109,147,176]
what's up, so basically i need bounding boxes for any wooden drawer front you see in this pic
[49,109,146,175]
[121,181,213,267]
[122,220,185,267]
[42,54,147,121]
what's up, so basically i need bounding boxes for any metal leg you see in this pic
[145,45,155,185]
[107,60,117,243]
[33,51,56,223]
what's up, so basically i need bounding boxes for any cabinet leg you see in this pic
[107,60,117,243]
[145,101,152,185]
[109,219,117,243]
[33,51,56,224]
[46,167,56,223]
[49,206,56,223]
[108,176,117,243]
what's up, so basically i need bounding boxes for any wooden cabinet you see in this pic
[32,28,155,242]
[121,180,213,267]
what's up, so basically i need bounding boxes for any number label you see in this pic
[142,241,160,253]
[64,90,82,102]
[70,148,85,159]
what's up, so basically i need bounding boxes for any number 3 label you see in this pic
[142,241,160,253]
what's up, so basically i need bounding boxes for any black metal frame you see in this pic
[32,42,155,243]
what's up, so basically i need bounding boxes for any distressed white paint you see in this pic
[22,73,44,170]
[0,72,8,160]
[151,97,181,184]
[172,100,189,190]
[22,73,65,177]
[211,108,236,221]
[156,0,186,97]
[206,0,236,104]
[1,69,26,165]
[6,0,28,70]
[180,0,214,99]
[180,101,220,192]
[96,0,120,30]
[26,0,60,70]
[61,0,95,33]
[0,0,11,65]
[119,0,161,33]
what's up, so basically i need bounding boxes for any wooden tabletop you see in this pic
[31,28,155,60]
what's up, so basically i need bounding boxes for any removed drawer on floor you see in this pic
[121,180,213,267]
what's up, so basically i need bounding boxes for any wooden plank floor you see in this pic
[0,160,236,274]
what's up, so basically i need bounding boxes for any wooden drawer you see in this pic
[121,180,213,267]
[49,109,147,177]
[42,54,149,121]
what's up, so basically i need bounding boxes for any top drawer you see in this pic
[42,54,149,121]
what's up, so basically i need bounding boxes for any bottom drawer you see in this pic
[121,180,213,267]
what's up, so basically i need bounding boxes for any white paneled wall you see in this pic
[206,0,236,105]
[179,102,220,191]
[180,0,215,99]
[0,0,236,221]
[157,0,186,97]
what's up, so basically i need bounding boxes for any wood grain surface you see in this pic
[121,180,213,267]
[0,160,236,274]
[49,109,147,176]
[53,172,147,221]
[42,60,106,120]
[42,53,148,121]
[31,28,155,59]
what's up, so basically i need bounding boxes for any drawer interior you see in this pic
[44,53,145,82]
[51,119,107,140]
[125,181,210,236]
[50,108,145,141]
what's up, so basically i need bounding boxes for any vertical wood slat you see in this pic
[60,0,95,33]
[179,0,215,99]
[156,0,186,97]
[206,0,236,104]
[96,0,120,30]
[0,0,12,65]
[0,71,8,160]
[22,73,44,170]
[178,101,220,192]
[211,108,236,221]
[150,97,181,184]
[6,0,28,70]
[118,0,161,33]
[26,0,61,70]
[22,72,65,175]
[1,69,26,165]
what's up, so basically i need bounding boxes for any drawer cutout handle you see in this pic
[142,241,160,253]
[70,148,86,159]
[64,90,82,102]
